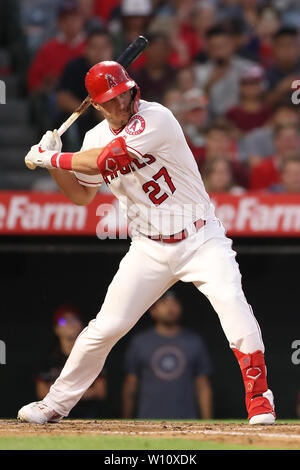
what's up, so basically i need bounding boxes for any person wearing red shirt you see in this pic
[226,65,272,135]
[27,3,86,93]
[250,124,300,190]
[93,0,121,24]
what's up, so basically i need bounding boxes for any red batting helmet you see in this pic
[85,61,140,112]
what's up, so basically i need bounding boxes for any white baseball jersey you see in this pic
[74,100,215,236]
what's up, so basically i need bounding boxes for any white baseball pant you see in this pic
[43,218,264,416]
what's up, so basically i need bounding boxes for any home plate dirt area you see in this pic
[1,420,300,449]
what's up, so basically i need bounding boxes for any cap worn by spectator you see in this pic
[121,0,152,17]
[240,65,265,84]
[53,304,82,326]
[58,0,80,19]
[180,88,209,113]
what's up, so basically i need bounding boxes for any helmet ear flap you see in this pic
[131,85,140,114]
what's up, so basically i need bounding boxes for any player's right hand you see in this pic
[39,130,62,152]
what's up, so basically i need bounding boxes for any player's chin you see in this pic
[119,114,131,126]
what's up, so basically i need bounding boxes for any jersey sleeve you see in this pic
[124,105,174,160]
[73,130,103,187]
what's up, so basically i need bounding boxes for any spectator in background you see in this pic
[176,66,197,93]
[202,157,246,194]
[20,0,62,58]
[178,88,209,156]
[27,1,86,134]
[0,0,29,84]
[238,0,260,34]
[93,0,121,25]
[222,17,256,63]
[162,88,182,115]
[239,103,300,164]
[255,6,280,67]
[122,291,213,420]
[35,305,107,418]
[112,0,152,71]
[191,0,217,48]
[250,124,300,190]
[226,65,272,135]
[131,33,175,103]
[198,122,249,189]
[268,156,300,193]
[57,29,113,146]
[75,0,105,32]
[194,25,254,117]
[164,0,216,68]
[265,27,300,106]
[27,2,86,94]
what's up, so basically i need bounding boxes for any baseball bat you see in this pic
[26,36,148,170]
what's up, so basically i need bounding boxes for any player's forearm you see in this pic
[25,136,133,177]
[48,169,98,205]
[71,148,104,175]
[71,146,136,175]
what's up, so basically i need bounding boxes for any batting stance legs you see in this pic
[19,219,275,423]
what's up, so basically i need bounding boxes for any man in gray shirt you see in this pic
[194,25,254,117]
[122,291,213,420]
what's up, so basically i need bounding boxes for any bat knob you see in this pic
[25,160,37,170]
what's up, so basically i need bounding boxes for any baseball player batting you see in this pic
[18,61,275,425]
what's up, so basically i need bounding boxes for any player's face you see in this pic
[92,91,133,129]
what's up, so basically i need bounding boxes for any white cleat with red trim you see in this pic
[249,390,276,425]
[17,401,63,424]
[249,413,275,425]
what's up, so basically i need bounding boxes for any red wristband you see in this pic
[51,152,74,170]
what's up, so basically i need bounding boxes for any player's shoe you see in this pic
[17,401,63,424]
[248,389,276,425]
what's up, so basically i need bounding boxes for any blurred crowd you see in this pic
[2,0,300,194]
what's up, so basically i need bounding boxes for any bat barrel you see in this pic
[117,36,148,69]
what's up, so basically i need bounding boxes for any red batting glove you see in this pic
[97,137,134,177]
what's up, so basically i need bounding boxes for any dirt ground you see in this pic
[0,420,300,449]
